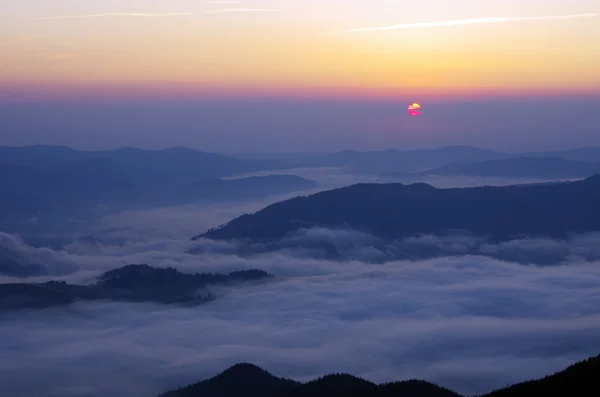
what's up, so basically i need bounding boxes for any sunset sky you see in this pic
[1,0,599,151]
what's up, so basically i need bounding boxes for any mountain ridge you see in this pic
[160,353,600,397]
[196,175,600,242]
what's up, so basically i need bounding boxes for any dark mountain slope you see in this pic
[481,354,600,397]
[415,157,600,179]
[277,374,377,397]
[161,354,600,397]
[375,380,461,397]
[159,363,299,397]
[197,175,600,242]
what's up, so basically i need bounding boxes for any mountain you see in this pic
[196,175,600,242]
[411,157,600,179]
[159,363,300,397]
[482,354,600,396]
[523,146,600,163]
[288,146,600,175]
[162,354,600,397]
[0,265,274,310]
[0,158,316,233]
[279,374,378,397]
[0,145,289,181]
[160,365,456,397]
[293,146,509,174]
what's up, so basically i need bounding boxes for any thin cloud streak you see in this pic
[35,9,274,20]
[205,8,275,14]
[340,12,600,33]
[35,13,197,20]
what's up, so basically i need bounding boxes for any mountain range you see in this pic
[289,146,600,174]
[0,146,316,232]
[160,353,600,397]
[197,175,600,242]
[385,157,600,179]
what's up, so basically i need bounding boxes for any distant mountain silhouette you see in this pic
[0,156,315,232]
[197,175,600,242]
[0,265,273,310]
[162,354,600,396]
[408,157,600,179]
[522,146,600,163]
[0,145,288,181]
[294,146,509,174]
[291,146,600,174]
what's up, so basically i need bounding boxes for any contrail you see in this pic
[340,12,600,33]
[35,12,197,20]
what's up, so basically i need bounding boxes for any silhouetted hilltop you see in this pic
[161,354,600,397]
[279,374,377,397]
[376,380,461,397]
[196,175,600,242]
[0,265,273,311]
[160,363,299,397]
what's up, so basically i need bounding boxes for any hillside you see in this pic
[196,175,600,242]
[0,265,273,310]
[161,354,600,397]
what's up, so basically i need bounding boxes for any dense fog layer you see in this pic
[2,174,599,397]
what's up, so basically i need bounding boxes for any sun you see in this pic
[408,103,421,116]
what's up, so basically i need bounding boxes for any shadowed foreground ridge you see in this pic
[159,363,300,397]
[196,175,600,242]
[161,354,599,397]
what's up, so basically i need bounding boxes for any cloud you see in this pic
[3,182,600,397]
[47,53,82,60]
[35,8,274,20]
[339,12,600,33]
[35,13,197,20]
[2,252,600,397]
[204,8,276,14]
[11,36,31,44]
[4,172,600,396]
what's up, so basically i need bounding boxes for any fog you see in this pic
[2,174,600,397]
[2,250,600,397]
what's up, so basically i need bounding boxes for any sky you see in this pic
[1,0,600,152]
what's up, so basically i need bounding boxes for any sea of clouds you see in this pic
[2,173,600,397]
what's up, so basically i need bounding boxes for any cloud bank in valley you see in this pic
[2,251,600,397]
[3,174,600,397]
